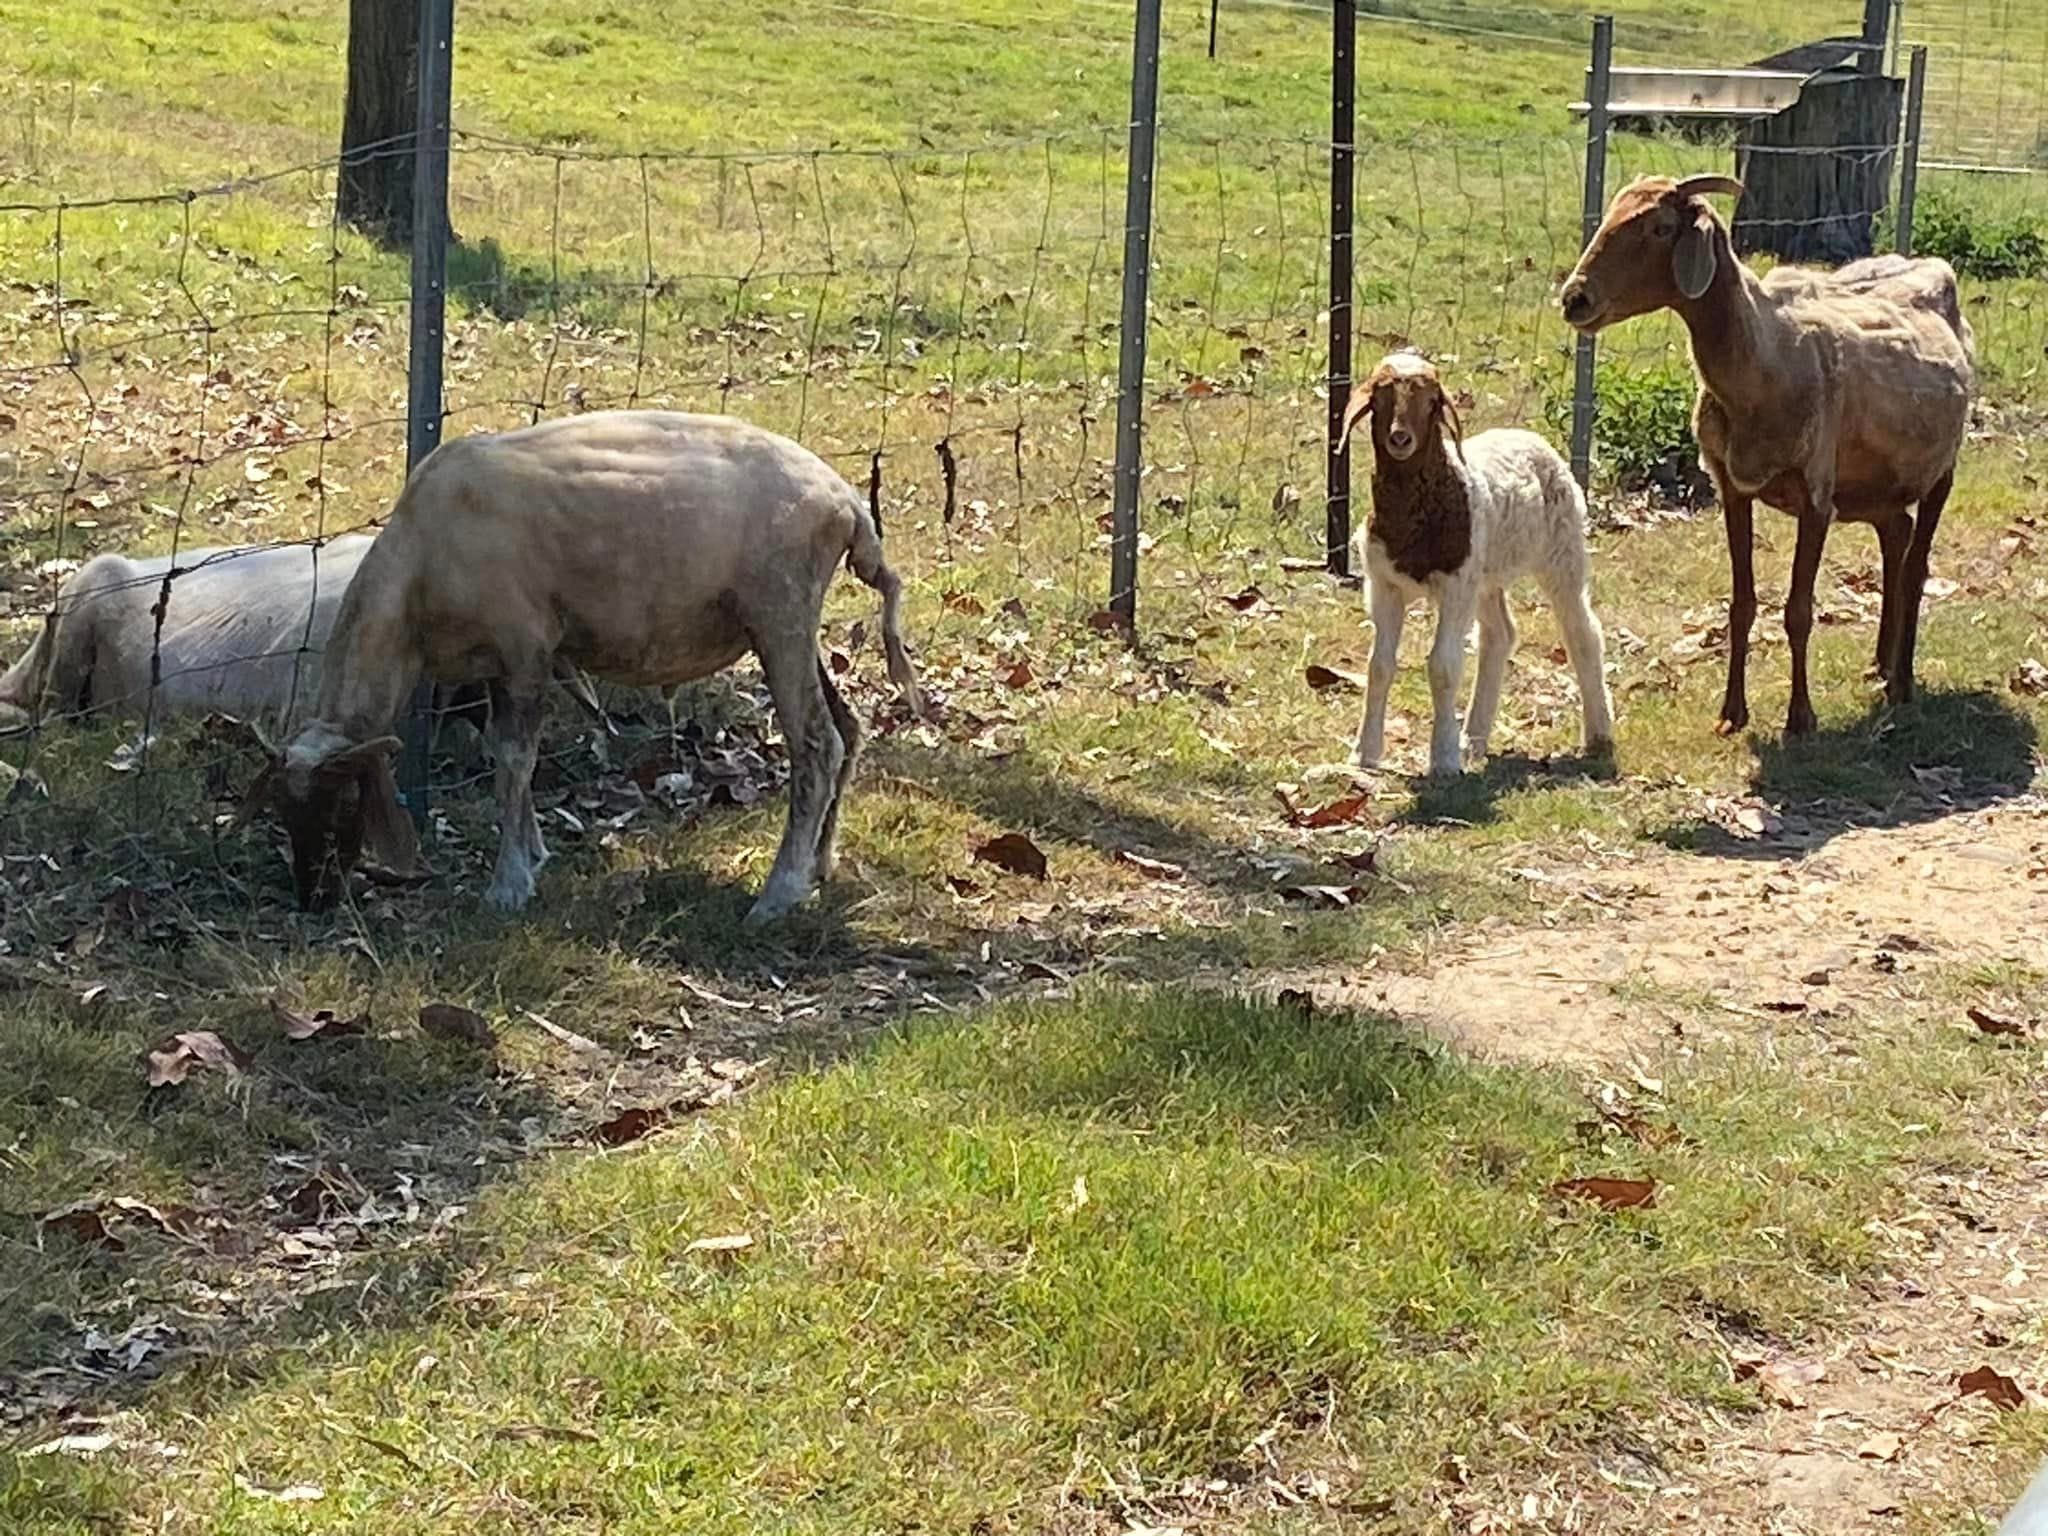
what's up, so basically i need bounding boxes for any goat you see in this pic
[0,536,376,733]
[0,535,609,752]
[1340,351,1614,778]
[1560,174,1974,737]
[245,409,922,923]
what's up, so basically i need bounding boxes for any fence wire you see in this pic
[0,25,2043,913]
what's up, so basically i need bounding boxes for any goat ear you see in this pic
[1673,208,1718,300]
[1336,382,1375,456]
[1436,389,1468,464]
[353,752,429,882]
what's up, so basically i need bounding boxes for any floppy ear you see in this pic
[1336,382,1377,455]
[1673,207,1719,300]
[1436,387,1467,464]
[352,750,429,881]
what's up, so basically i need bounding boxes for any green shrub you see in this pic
[1912,189,2048,280]
[1544,362,1700,496]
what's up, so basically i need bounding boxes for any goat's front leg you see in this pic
[1783,496,1833,738]
[1716,483,1757,736]
[482,677,547,911]
[1425,580,1479,777]
[1353,573,1406,770]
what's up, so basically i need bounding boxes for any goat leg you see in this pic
[1872,512,1911,683]
[482,677,548,912]
[746,627,844,926]
[1715,490,1757,736]
[1354,575,1405,770]
[1463,586,1515,765]
[1783,510,1831,738]
[1425,581,1478,777]
[1893,471,1954,706]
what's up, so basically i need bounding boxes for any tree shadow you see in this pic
[1393,748,1621,830]
[1646,686,2039,859]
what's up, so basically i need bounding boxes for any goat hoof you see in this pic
[1713,712,1746,738]
[1585,734,1616,760]
[483,882,534,913]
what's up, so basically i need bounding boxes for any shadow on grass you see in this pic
[1646,686,2039,858]
[1393,748,1621,830]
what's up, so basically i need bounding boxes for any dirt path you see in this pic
[1284,796,2048,1532]
[1289,796,2048,1074]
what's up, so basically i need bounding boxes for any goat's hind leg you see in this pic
[746,630,846,927]
[482,676,548,912]
[1425,581,1479,778]
[1540,564,1614,758]
[1463,586,1515,765]
[1716,482,1758,735]
[1892,471,1953,706]
[1871,509,1911,683]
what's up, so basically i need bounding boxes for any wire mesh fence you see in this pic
[0,1,2040,917]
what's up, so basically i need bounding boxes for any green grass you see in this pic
[0,987,2029,1533]
[0,2,2046,1530]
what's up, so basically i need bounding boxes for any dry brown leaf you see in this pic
[1958,1363,2026,1410]
[1276,988,1315,1015]
[1085,608,1123,633]
[1182,376,1218,398]
[1115,850,1184,882]
[272,999,369,1043]
[827,649,851,676]
[973,832,1049,880]
[944,873,982,897]
[942,589,987,617]
[2010,658,2048,697]
[42,1202,122,1251]
[107,1197,198,1237]
[1298,792,1373,830]
[1856,1430,1904,1462]
[1001,659,1035,690]
[1551,1176,1658,1211]
[684,1233,754,1256]
[592,1106,669,1148]
[1338,846,1380,875]
[1304,663,1370,693]
[419,1003,495,1050]
[1968,1004,2029,1038]
[144,1030,250,1089]
[1741,1356,1826,1408]
[1224,584,1265,613]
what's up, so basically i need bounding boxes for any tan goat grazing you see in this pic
[247,409,922,923]
[1560,174,1973,737]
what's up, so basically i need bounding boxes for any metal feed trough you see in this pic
[1570,66,1811,126]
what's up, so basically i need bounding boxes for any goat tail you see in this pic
[846,495,925,717]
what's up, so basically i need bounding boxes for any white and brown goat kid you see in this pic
[1343,352,1614,777]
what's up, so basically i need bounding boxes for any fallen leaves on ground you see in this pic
[144,1030,250,1089]
[419,1003,495,1049]
[973,832,1048,880]
[1857,1430,1904,1462]
[1958,1364,2026,1410]
[1550,1176,1657,1211]
[272,999,368,1042]
[1114,850,1184,881]
[2010,658,2048,696]
[1224,584,1265,612]
[42,1203,121,1250]
[1968,1004,2030,1038]
[1279,883,1368,910]
[1305,662,1370,693]
[1278,788,1373,830]
[1738,1356,1826,1409]
[684,1233,754,1257]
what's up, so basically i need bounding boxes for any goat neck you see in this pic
[1370,427,1472,584]
[1672,219,1781,410]
[311,573,423,745]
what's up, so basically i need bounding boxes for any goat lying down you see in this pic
[0,536,607,755]
[0,536,376,732]
[1341,351,1613,778]
[250,409,922,923]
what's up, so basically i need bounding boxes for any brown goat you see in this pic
[1560,174,1973,737]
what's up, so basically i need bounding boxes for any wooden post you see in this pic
[399,0,453,828]
[1570,16,1613,494]
[1326,0,1355,576]
[1733,70,1904,264]
[1860,0,1891,74]
[1108,0,1161,633]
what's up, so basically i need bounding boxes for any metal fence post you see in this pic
[399,0,454,829]
[1326,0,1356,577]
[1108,0,1161,633]
[1569,15,1613,494]
[1896,44,1928,254]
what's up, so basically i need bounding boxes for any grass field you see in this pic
[3,2,2048,1531]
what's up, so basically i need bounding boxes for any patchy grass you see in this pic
[1,987,2035,1533]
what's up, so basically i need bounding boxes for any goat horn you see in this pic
[1675,174,1744,200]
